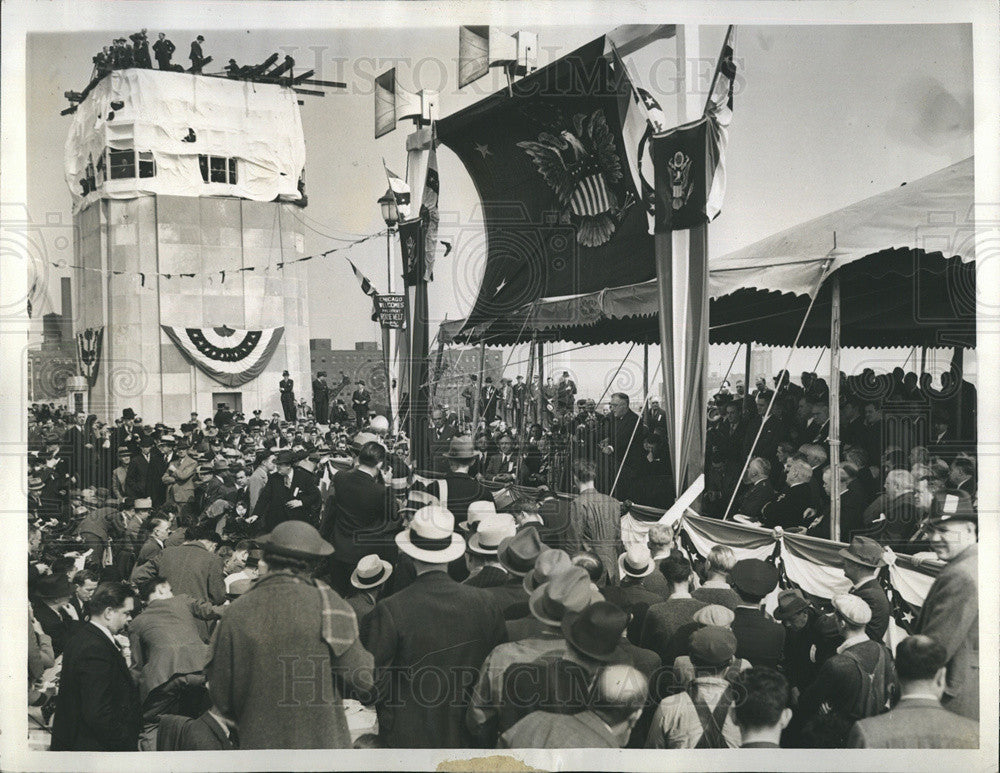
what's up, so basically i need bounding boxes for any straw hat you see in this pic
[351,554,393,589]
[395,505,466,563]
[467,513,517,555]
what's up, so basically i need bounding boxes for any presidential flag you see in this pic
[651,26,737,232]
[76,326,104,387]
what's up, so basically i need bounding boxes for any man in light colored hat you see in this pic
[467,565,600,746]
[459,498,496,533]
[208,521,374,748]
[671,606,752,688]
[360,505,507,748]
[602,544,664,644]
[797,594,898,740]
[839,535,891,642]
[914,490,978,719]
[464,513,518,588]
[345,553,393,624]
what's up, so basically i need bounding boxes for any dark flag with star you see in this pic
[437,35,653,331]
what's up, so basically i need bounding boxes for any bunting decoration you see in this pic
[75,326,104,387]
[161,325,284,387]
[347,259,381,321]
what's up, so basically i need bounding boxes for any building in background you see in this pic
[431,347,505,415]
[27,277,78,403]
[65,68,310,422]
[309,339,389,409]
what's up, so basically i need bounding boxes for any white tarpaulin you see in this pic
[708,156,974,298]
[65,69,305,209]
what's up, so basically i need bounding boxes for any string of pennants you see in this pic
[43,227,449,286]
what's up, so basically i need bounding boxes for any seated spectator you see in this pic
[734,458,776,522]
[735,667,793,748]
[692,545,741,610]
[847,635,978,748]
[760,458,816,530]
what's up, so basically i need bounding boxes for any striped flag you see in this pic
[383,161,412,220]
[569,171,612,217]
[347,259,381,321]
[703,26,736,222]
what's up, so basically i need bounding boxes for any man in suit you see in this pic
[601,393,645,497]
[189,34,206,73]
[31,573,77,657]
[568,459,622,584]
[352,380,371,428]
[734,457,776,522]
[320,439,401,595]
[152,32,176,70]
[426,436,494,527]
[208,521,375,749]
[729,559,785,670]
[499,664,648,749]
[156,707,236,750]
[62,411,90,487]
[163,440,198,521]
[312,372,330,424]
[915,491,979,720]
[124,434,162,501]
[839,535,891,642]
[603,545,664,644]
[760,458,816,530]
[480,376,499,424]
[51,582,141,751]
[863,469,922,547]
[848,635,978,748]
[360,506,507,748]
[130,525,226,640]
[639,550,707,666]
[252,449,321,531]
[279,370,296,421]
[483,433,518,483]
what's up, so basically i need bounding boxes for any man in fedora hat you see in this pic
[31,573,77,657]
[728,558,785,670]
[351,379,370,429]
[112,446,132,502]
[602,544,663,645]
[646,625,742,748]
[319,439,400,596]
[163,439,198,521]
[499,664,649,749]
[125,434,163,502]
[914,490,978,719]
[252,449,321,532]
[463,513,518,588]
[360,505,506,748]
[345,553,393,624]
[773,588,820,695]
[468,565,599,744]
[429,435,493,527]
[207,521,374,748]
[279,370,296,421]
[797,594,898,741]
[839,535,891,642]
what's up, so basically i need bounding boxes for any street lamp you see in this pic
[377,189,400,435]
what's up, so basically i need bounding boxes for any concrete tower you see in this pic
[65,68,311,422]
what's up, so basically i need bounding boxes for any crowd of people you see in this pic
[25,360,979,752]
[89,29,210,80]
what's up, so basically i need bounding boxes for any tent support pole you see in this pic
[430,335,446,409]
[920,345,927,377]
[517,333,537,479]
[472,340,485,429]
[952,346,964,438]
[643,343,649,398]
[536,339,545,427]
[744,342,752,400]
[829,272,842,541]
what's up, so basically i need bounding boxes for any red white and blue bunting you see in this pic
[75,326,104,387]
[162,325,284,387]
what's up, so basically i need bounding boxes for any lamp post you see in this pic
[378,190,399,433]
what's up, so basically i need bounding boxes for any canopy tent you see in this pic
[450,157,975,349]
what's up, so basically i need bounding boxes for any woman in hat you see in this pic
[207,521,374,749]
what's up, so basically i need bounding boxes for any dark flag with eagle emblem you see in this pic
[437,36,652,331]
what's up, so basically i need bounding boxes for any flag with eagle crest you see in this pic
[437,35,652,331]
[161,325,284,387]
[76,327,104,387]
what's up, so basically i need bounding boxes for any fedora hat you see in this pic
[773,588,811,620]
[618,543,655,579]
[259,521,334,561]
[927,490,977,527]
[562,601,629,662]
[528,565,597,627]
[212,458,230,472]
[227,578,254,598]
[28,476,44,492]
[459,499,497,532]
[442,435,477,460]
[116,446,132,457]
[692,604,736,628]
[395,505,466,564]
[468,513,517,555]
[523,548,572,593]
[399,490,441,515]
[34,573,73,601]
[274,449,296,466]
[351,554,393,589]
[496,526,545,577]
[133,497,153,511]
[838,535,886,568]
[689,625,738,667]
[350,431,381,452]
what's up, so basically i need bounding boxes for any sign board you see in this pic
[377,294,406,329]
